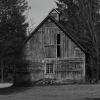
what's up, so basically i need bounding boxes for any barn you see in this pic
[24,9,86,84]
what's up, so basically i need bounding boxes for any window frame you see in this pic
[45,63,54,74]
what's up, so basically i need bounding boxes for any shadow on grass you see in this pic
[85,98,100,100]
[0,84,32,95]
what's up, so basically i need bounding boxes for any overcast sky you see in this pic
[27,0,57,28]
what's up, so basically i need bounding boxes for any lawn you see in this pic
[0,84,100,100]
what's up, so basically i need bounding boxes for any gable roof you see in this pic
[26,15,86,54]
[48,8,60,15]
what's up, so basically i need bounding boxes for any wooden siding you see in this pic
[26,19,85,60]
[25,18,85,82]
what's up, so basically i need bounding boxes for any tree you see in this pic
[0,0,28,84]
[56,0,100,82]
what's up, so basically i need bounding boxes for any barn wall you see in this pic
[25,19,85,82]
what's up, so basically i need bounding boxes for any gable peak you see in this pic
[49,8,60,21]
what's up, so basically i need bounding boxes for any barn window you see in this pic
[57,34,60,44]
[57,34,61,57]
[46,63,53,74]
[74,48,81,57]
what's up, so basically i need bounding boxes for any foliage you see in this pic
[0,0,29,82]
[56,0,100,81]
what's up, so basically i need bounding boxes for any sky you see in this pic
[27,0,57,28]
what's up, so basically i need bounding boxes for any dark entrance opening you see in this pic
[57,34,60,58]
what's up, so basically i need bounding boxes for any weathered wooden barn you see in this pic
[24,9,86,83]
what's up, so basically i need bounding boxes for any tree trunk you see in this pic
[90,56,94,81]
[1,60,4,83]
[96,49,99,82]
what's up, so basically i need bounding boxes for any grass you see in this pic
[0,84,100,100]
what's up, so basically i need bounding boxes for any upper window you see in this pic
[74,48,81,57]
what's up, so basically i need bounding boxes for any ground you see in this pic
[0,84,100,100]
